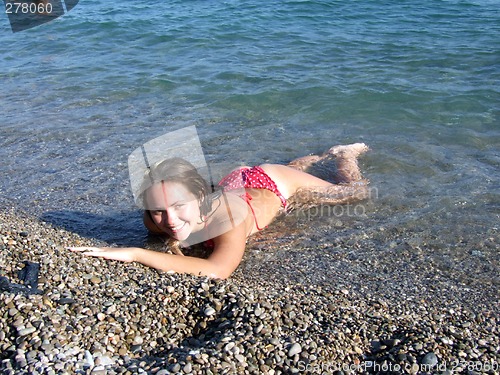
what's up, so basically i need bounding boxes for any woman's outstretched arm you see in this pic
[69,220,248,279]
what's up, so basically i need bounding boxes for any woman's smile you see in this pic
[145,181,205,241]
[168,221,191,239]
[169,222,186,233]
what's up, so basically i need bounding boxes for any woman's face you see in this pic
[145,181,204,241]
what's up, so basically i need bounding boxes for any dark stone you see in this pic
[18,261,40,289]
[58,298,76,305]
[130,344,142,353]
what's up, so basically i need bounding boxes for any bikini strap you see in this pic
[241,193,267,231]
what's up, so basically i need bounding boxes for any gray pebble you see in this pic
[170,363,181,372]
[183,362,192,373]
[422,352,438,366]
[17,327,36,336]
[96,355,114,366]
[288,343,302,357]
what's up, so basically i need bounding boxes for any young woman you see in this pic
[70,143,369,279]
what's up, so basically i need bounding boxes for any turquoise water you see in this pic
[0,1,498,255]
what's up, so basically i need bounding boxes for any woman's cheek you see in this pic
[152,213,163,224]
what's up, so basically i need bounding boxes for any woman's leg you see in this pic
[263,143,369,210]
[260,163,333,199]
[287,154,322,172]
[325,143,368,183]
[288,143,368,183]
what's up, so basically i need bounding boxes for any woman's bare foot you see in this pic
[325,143,369,159]
[327,143,369,184]
[288,142,369,184]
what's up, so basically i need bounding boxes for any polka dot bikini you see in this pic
[218,166,287,230]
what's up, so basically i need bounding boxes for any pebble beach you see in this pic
[0,204,498,375]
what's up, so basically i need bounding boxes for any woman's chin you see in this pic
[174,234,189,241]
[171,229,190,241]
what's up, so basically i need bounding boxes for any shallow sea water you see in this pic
[0,1,498,281]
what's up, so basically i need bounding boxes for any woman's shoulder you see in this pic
[206,191,249,235]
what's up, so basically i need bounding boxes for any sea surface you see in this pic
[0,0,498,273]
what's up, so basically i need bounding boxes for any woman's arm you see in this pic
[69,219,248,279]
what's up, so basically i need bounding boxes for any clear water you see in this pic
[0,0,498,262]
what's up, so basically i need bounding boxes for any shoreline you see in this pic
[0,206,498,374]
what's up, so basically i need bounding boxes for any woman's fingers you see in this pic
[68,247,111,258]
[68,247,137,263]
[67,246,104,253]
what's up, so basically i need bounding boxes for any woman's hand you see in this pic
[68,214,249,279]
[68,247,139,263]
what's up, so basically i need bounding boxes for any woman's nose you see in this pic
[163,210,176,225]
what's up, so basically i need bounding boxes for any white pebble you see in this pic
[84,350,94,367]
[133,336,144,345]
[288,343,302,357]
[17,327,36,336]
[204,307,216,316]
